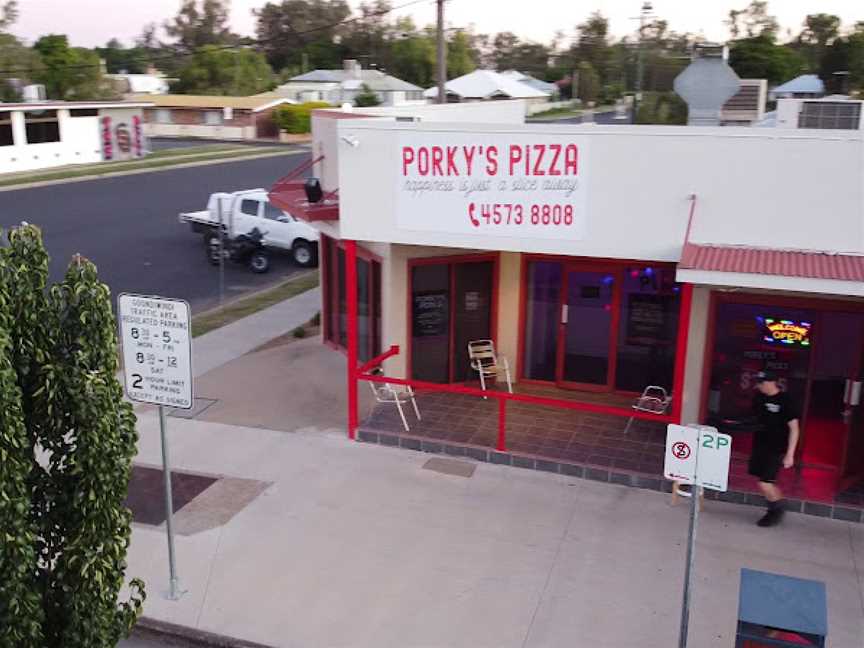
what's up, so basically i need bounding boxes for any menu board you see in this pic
[412,291,449,337]
[626,293,672,344]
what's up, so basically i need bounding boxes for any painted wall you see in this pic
[0,106,146,173]
[335,121,864,261]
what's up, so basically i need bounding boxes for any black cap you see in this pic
[755,370,778,383]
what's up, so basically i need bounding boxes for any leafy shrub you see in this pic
[273,101,330,134]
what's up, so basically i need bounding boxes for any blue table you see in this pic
[736,568,827,647]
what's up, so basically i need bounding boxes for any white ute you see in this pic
[179,189,320,267]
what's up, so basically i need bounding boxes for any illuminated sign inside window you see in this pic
[758,317,811,346]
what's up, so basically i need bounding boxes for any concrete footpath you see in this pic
[123,290,864,648]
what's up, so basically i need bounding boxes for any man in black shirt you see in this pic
[749,371,800,527]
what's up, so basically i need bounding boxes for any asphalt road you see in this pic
[0,152,311,313]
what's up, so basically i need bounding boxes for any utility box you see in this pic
[736,568,827,647]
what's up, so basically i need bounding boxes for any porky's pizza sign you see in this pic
[396,133,589,241]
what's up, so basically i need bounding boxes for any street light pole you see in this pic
[633,1,653,123]
[436,0,446,104]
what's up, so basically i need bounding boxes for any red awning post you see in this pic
[672,282,694,424]
[345,239,359,439]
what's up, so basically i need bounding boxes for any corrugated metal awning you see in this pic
[677,242,864,296]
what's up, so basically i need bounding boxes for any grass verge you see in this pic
[0,145,293,189]
[191,271,319,338]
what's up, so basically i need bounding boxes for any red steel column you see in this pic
[672,282,694,424]
[345,239,359,439]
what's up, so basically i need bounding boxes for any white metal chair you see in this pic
[624,385,672,434]
[467,339,513,398]
[367,369,421,432]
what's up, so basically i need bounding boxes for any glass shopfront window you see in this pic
[521,259,681,393]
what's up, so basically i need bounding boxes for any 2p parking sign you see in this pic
[664,424,731,492]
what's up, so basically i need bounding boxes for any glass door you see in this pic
[803,312,864,469]
[557,268,618,390]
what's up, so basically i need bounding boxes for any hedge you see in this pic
[273,102,331,134]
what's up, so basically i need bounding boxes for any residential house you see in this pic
[131,93,295,140]
[423,70,550,107]
[0,100,151,174]
[500,70,560,98]
[769,74,826,101]
[274,60,425,107]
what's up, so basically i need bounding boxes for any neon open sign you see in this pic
[760,317,811,346]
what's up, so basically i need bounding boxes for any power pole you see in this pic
[436,0,446,104]
[632,1,653,123]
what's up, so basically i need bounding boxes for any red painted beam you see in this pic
[345,240,359,439]
[672,282,694,424]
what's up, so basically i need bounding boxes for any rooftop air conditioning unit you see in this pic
[22,84,47,102]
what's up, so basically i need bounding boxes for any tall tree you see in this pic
[388,18,434,87]
[729,34,806,84]
[164,0,237,53]
[255,0,351,74]
[447,30,475,78]
[726,1,779,39]
[796,13,841,72]
[571,12,611,83]
[32,34,115,100]
[173,45,274,94]
[96,39,148,74]
[0,0,17,31]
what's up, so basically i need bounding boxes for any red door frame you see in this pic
[320,233,382,360]
[699,290,864,469]
[517,254,678,396]
[406,252,500,383]
[555,263,622,392]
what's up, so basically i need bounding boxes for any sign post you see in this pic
[118,294,193,601]
[664,424,731,648]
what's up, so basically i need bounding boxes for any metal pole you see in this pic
[678,430,700,648]
[217,197,225,310]
[158,405,181,600]
[436,0,446,104]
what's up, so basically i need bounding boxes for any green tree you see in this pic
[0,224,144,648]
[255,0,351,73]
[164,0,237,53]
[571,12,611,83]
[96,38,149,74]
[388,18,434,87]
[447,30,475,78]
[726,1,778,39]
[796,13,841,73]
[173,45,275,95]
[32,34,115,100]
[576,60,600,104]
[353,82,380,106]
[729,34,806,84]
[0,0,17,30]
[635,91,687,124]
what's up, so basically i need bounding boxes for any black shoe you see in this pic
[757,506,784,527]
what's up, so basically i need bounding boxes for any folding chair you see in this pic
[467,339,513,398]
[624,385,672,434]
[367,369,421,432]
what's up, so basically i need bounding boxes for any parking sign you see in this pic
[118,294,193,409]
[664,424,731,492]
[664,424,699,483]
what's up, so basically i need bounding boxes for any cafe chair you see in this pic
[624,385,672,434]
[367,368,421,432]
[467,339,513,398]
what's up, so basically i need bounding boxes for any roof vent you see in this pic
[674,43,741,126]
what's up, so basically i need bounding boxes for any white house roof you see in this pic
[772,74,825,96]
[500,70,558,95]
[286,69,422,92]
[423,70,550,100]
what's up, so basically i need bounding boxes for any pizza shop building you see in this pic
[269,101,864,513]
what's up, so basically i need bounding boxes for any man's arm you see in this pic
[784,419,800,469]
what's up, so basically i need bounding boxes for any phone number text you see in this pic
[468,202,574,227]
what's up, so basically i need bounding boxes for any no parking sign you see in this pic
[664,424,731,492]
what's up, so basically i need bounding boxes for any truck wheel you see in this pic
[292,240,317,268]
[249,250,270,273]
[205,234,222,266]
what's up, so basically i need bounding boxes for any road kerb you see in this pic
[0,148,308,193]
[132,616,276,648]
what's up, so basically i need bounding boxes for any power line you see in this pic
[0,0,434,77]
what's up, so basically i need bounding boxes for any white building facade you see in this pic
[270,100,864,512]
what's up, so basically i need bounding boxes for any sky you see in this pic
[9,0,864,49]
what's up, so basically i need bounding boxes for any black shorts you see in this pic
[748,450,782,483]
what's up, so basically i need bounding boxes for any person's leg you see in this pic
[756,474,785,527]
[758,481,783,503]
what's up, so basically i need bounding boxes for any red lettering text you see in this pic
[548,144,562,176]
[431,146,444,176]
[402,147,415,175]
[532,144,546,176]
[446,146,459,175]
[486,146,498,175]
